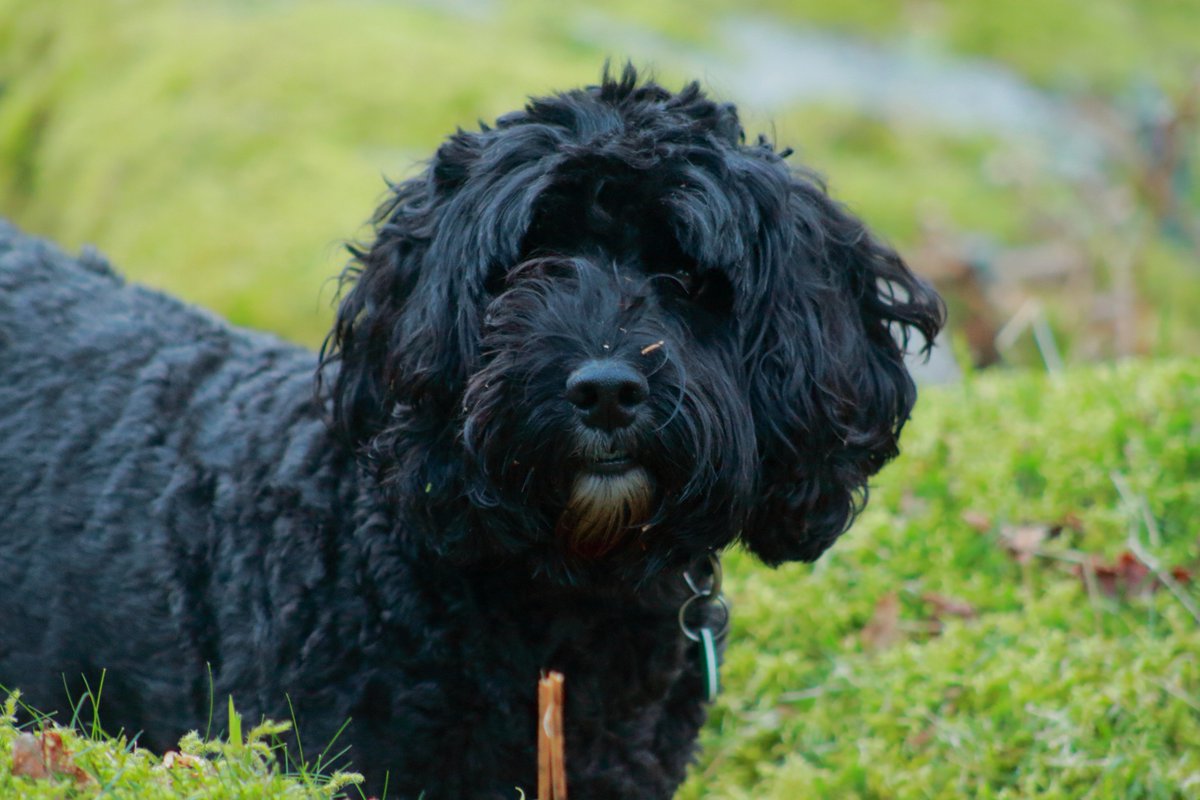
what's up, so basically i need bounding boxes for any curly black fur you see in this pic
[0,66,943,798]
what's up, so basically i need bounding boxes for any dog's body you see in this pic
[0,69,943,798]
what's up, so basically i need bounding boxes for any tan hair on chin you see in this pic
[559,467,655,557]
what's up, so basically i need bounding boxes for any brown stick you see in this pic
[537,677,550,800]
[538,671,567,799]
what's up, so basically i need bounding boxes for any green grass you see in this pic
[682,358,1200,799]
[0,693,362,798]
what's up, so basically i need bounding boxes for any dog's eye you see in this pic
[650,268,693,299]
[689,270,734,315]
[696,272,729,316]
[655,268,733,314]
[672,270,695,294]
[652,267,733,314]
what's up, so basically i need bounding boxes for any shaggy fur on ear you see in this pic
[739,174,944,564]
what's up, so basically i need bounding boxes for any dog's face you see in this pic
[466,178,755,564]
[323,68,944,582]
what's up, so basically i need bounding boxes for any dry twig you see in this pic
[538,671,567,800]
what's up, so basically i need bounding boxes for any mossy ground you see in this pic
[683,358,1200,799]
[0,694,362,798]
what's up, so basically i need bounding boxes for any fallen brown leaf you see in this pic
[961,510,992,533]
[11,734,51,780]
[1077,550,1189,598]
[999,523,1062,563]
[1097,551,1153,596]
[162,751,208,770]
[899,491,929,517]
[10,730,93,786]
[921,592,978,620]
[905,725,935,750]
[1059,512,1085,533]
[861,592,902,652]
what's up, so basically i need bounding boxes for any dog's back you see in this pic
[0,221,354,745]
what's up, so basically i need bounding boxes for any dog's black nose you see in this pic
[566,360,648,431]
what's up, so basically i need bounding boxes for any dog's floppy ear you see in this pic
[740,170,945,565]
[320,172,446,446]
[320,126,547,446]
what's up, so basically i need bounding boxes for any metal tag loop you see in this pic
[678,593,730,642]
[678,552,730,702]
[683,552,723,598]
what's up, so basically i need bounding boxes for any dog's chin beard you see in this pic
[557,466,655,558]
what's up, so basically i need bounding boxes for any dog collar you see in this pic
[678,552,730,702]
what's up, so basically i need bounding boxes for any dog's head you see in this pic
[322,66,944,582]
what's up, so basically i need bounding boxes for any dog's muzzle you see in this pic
[586,449,634,475]
[565,359,648,433]
[559,359,656,555]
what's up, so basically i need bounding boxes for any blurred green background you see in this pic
[2,2,1199,798]
[2,0,1198,361]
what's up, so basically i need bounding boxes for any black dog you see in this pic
[0,67,943,798]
